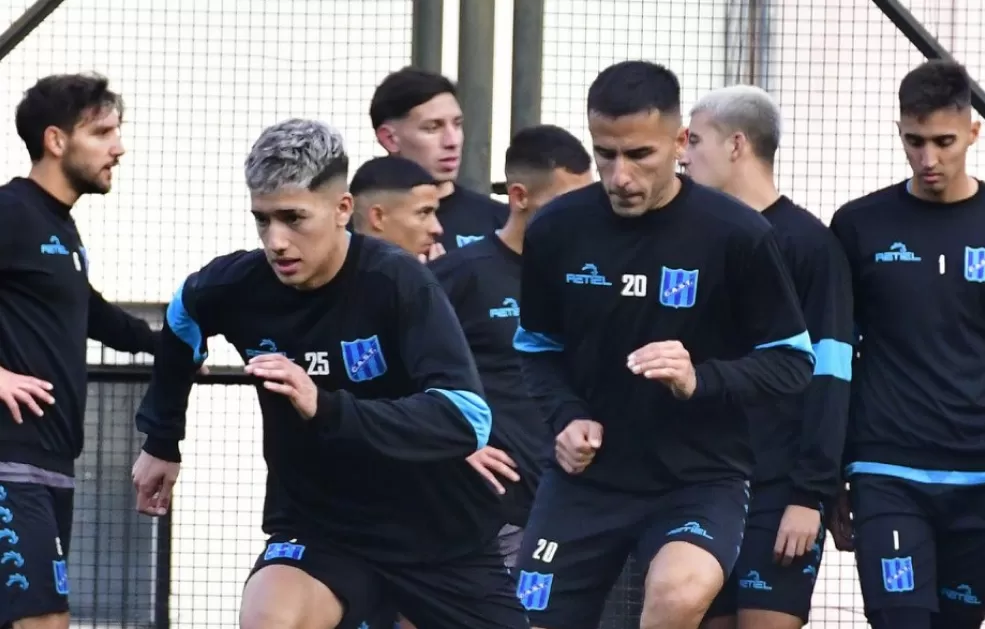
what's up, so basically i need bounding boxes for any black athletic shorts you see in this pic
[249,533,529,629]
[851,471,985,623]
[0,481,74,627]
[705,480,825,624]
[514,469,750,629]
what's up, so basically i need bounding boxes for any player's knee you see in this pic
[11,612,70,629]
[240,565,344,629]
[642,543,725,628]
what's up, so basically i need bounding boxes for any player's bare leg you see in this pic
[642,542,725,629]
[240,565,344,629]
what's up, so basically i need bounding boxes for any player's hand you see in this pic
[774,504,822,566]
[245,354,318,419]
[555,419,603,474]
[0,366,55,424]
[417,243,446,263]
[826,486,854,552]
[132,451,180,516]
[626,341,697,399]
[467,446,520,495]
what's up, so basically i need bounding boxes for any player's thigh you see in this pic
[701,569,738,626]
[242,535,389,629]
[637,479,751,623]
[514,469,638,629]
[385,537,528,629]
[851,474,937,613]
[0,482,71,628]
[935,484,985,626]
[733,483,824,626]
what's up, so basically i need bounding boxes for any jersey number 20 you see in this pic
[621,273,647,297]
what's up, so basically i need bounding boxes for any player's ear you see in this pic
[674,125,688,155]
[368,204,387,232]
[507,182,529,212]
[43,126,68,159]
[375,124,400,154]
[335,192,354,227]
[969,119,980,146]
[730,131,746,162]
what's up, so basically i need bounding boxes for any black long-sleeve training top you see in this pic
[830,180,985,477]
[752,196,854,505]
[0,177,157,475]
[435,185,509,250]
[135,233,504,564]
[429,233,548,527]
[514,178,816,493]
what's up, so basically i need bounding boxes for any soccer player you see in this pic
[679,84,853,629]
[512,61,816,629]
[130,119,529,629]
[430,124,594,566]
[370,67,508,251]
[828,60,985,629]
[0,74,159,629]
[349,155,445,262]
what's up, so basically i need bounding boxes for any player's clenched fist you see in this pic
[627,340,697,400]
[555,419,603,475]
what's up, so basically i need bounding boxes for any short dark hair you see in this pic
[15,73,124,162]
[505,125,592,180]
[349,155,437,197]
[899,60,972,120]
[587,61,681,119]
[369,67,458,129]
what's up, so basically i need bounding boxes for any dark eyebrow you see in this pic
[251,208,308,218]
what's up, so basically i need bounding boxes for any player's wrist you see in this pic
[788,488,824,510]
[690,364,724,400]
[142,435,182,463]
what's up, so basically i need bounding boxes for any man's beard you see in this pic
[63,157,109,196]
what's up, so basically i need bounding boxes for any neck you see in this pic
[302,231,351,290]
[497,213,526,254]
[28,162,79,207]
[722,162,780,211]
[909,173,978,203]
[649,174,683,211]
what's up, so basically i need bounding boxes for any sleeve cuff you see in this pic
[788,488,824,510]
[142,436,181,463]
[691,363,725,400]
[310,389,343,437]
[550,401,592,435]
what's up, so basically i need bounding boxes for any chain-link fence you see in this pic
[1,1,982,628]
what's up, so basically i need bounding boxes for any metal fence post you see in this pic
[510,0,544,137]
[457,0,496,194]
[412,0,444,73]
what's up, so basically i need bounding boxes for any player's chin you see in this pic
[609,202,649,218]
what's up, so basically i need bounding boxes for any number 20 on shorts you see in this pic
[532,538,559,563]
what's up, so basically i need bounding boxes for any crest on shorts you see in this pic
[965,247,985,282]
[263,540,306,561]
[516,570,554,611]
[881,556,915,592]
[340,335,388,382]
[658,267,699,309]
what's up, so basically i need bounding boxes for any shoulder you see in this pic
[831,181,904,228]
[453,186,509,213]
[683,179,773,240]
[769,197,840,251]
[356,234,440,291]
[527,182,606,241]
[185,249,268,294]
[0,180,31,224]
[428,238,496,282]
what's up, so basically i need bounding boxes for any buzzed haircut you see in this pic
[369,67,458,130]
[587,61,681,120]
[899,60,973,121]
[504,125,592,182]
[349,156,437,232]
[349,155,438,197]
